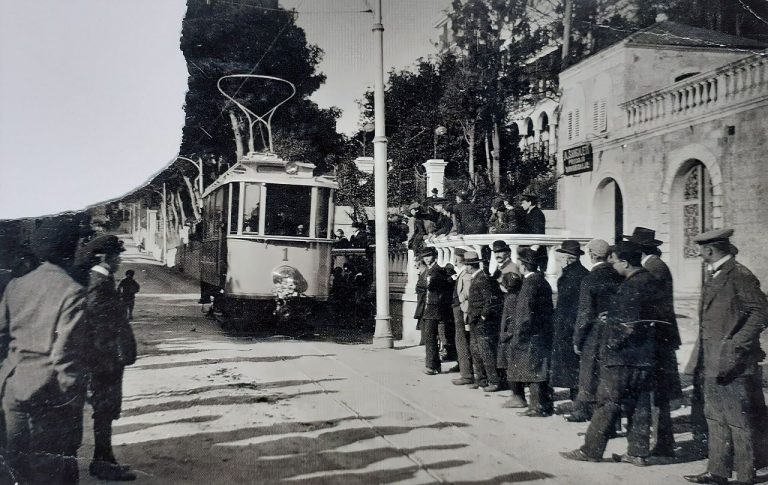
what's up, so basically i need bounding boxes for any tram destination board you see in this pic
[563,144,593,175]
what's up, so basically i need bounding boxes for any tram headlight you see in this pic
[285,162,299,175]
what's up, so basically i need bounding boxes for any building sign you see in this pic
[563,144,593,175]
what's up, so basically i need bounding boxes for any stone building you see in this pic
[556,20,767,310]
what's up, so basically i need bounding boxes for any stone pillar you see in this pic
[399,249,421,345]
[422,159,449,197]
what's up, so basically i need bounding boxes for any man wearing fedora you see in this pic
[625,227,683,458]
[550,241,589,412]
[453,190,487,235]
[684,228,768,485]
[414,247,451,375]
[0,216,89,484]
[464,251,504,391]
[561,241,661,466]
[507,247,555,416]
[451,248,475,385]
[491,240,522,398]
[569,239,623,422]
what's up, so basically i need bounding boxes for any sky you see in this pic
[0,0,449,220]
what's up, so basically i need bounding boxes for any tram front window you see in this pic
[242,183,262,234]
[264,184,311,237]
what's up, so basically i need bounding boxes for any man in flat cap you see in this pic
[0,216,89,483]
[414,247,450,375]
[568,239,623,422]
[77,235,137,481]
[562,241,661,466]
[684,228,768,485]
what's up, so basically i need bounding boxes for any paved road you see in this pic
[76,236,725,484]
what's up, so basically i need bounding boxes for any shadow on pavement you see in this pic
[132,354,336,371]
[451,471,556,484]
[115,419,471,484]
[115,415,221,435]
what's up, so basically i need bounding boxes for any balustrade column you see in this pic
[545,246,559,290]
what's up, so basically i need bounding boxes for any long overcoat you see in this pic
[643,254,683,400]
[497,287,520,369]
[465,270,503,334]
[506,272,554,382]
[414,262,451,322]
[550,261,589,389]
[572,262,622,402]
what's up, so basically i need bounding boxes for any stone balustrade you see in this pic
[427,234,593,289]
[622,52,768,130]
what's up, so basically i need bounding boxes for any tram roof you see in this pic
[202,151,337,198]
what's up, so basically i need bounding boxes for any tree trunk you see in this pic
[467,122,475,180]
[229,110,245,161]
[183,175,201,220]
[176,190,187,225]
[484,132,492,177]
[492,121,501,193]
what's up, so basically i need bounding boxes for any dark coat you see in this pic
[87,267,128,373]
[550,261,589,389]
[602,269,660,368]
[433,213,453,236]
[465,270,503,335]
[497,289,521,369]
[407,217,427,251]
[523,206,546,234]
[349,230,369,249]
[693,258,768,381]
[0,263,88,403]
[506,272,554,382]
[453,202,487,235]
[573,262,622,401]
[414,262,451,321]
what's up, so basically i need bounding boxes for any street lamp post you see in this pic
[433,125,447,159]
[356,122,375,157]
[372,0,393,349]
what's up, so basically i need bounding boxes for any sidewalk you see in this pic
[76,293,717,484]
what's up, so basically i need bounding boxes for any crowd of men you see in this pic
[0,217,138,483]
[414,225,768,484]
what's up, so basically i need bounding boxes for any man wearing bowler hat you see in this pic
[77,235,137,481]
[464,251,504,391]
[414,247,450,375]
[561,241,661,466]
[684,228,768,485]
[550,241,589,411]
[625,226,683,458]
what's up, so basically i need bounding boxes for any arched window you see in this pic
[682,162,713,258]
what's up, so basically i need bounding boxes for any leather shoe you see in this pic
[452,377,474,385]
[683,472,727,485]
[448,364,460,373]
[482,384,500,392]
[423,368,439,375]
[611,453,648,467]
[518,409,552,417]
[90,461,137,481]
[502,398,528,409]
[559,449,600,462]
[564,413,590,423]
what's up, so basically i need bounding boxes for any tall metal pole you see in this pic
[372,0,393,349]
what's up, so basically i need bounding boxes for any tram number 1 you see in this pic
[282,248,288,261]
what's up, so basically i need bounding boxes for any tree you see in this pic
[179,0,344,174]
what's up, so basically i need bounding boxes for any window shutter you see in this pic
[567,112,573,140]
[574,108,580,138]
[599,98,607,132]
[592,101,599,133]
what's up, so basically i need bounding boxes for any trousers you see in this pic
[420,318,440,371]
[582,366,654,459]
[469,323,499,386]
[452,306,473,380]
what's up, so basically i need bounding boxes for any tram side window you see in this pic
[229,183,240,235]
[264,184,311,237]
[242,183,261,234]
[315,188,330,239]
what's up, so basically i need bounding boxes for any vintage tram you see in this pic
[198,75,339,326]
[199,151,338,324]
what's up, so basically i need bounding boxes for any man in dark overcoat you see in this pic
[625,227,683,457]
[520,194,548,271]
[464,251,503,391]
[491,240,522,400]
[406,203,427,252]
[414,247,450,375]
[349,222,369,249]
[561,241,660,466]
[550,241,589,407]
[430,198,453,238]
[77,235,137,481]
[0,217,89,484]
[568,239,622,422]
[684,229,768,485]
[453,190,487,235]
[450,249,475,385]
[507,248,555,417]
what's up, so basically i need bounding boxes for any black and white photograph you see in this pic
[1,0,768,483]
